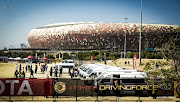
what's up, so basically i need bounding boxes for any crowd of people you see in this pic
[14,63,79,78]
[69,67,79,78]
[14,64,34,78]
[50,66,63,77]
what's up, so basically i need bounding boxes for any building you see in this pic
[28,22,180,52]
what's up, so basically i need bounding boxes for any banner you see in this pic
[0,78,53,96]
[0,78,175,96]
[52,78,96,97]
[133,55,137,69]
[174,81,180,97]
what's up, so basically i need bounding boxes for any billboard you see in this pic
[0,78,53,96]
[0,78,178,97]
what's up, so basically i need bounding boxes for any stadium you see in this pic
[28,22,180,51]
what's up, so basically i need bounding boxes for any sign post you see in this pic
[133,55,137,69]
[91,55,93,64]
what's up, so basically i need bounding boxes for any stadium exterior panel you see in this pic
[28,22,180,51]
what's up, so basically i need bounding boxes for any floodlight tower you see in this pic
[124,18,128,58]
[139,0,142,65]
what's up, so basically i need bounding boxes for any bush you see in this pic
[46,55,55,59]
[126,52,133,58]
[141,51,148,58]
[63,53,70,59]
[145,53,155,59]
[133,52,139,58]
[155,52,164,59]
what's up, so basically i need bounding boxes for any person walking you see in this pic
[43,77,50,98]
[68,66,71,76]
[30,69,34,78]
[125,61,127,65]
[14,70,19,78]
[35,65,38,74]
[74,70,78,77]
[45,64,48,72]
[54,68,57,77]
[19,64,22,72]
[19,71,22,78]
[50,67,52,76]
[43,65,45,72]
[59,67,62,77]
[21,70,25,78]
[25,65,27,72]
[71,68,74,78]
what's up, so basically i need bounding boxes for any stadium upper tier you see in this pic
[28,22,180,51]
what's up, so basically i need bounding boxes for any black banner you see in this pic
[51,78,175,97]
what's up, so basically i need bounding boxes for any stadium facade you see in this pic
[28,22,180,51]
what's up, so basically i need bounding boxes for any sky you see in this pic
[0,0,180,50]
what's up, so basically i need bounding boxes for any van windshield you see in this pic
[84,68,90,72]
[87,69,93,74]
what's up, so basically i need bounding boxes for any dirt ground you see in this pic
[0,58,179,102]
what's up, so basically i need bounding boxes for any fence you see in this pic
[0,78,179,102]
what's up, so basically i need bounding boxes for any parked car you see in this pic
[56,59,76,68]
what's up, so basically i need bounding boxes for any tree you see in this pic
[126,52,133,58]
[20,43,28,48]
[161,37,180,74]
[108,53,120,66]
[143,36,180,90]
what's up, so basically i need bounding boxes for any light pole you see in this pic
[139,0,142,65]
[124,18,128,58]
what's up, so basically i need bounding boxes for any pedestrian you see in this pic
[14,70,19,78]
[53,79,58,98]
[19,71,22,78]
[45,64,48,71]
[71,69,74,78]
[75,67,79,74]
[42,65,45,72]
[19,64,21,72]
[54,68,57,77]
[68,66,71,75]
[15,64,18,69]
[155,62,159,68]
[35,65,38,74]
[43,65,46,72]
[21,70,25,78]
[43,76,50,98]
[30,69,34,78]
[125,61,127,65]
[25,65,27,72]
[152,85,157,99]
[59,67,62,77]
[128,61,129,65]
[50,67,52,76]
[74,70,78,77]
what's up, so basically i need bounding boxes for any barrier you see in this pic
[0,78,179,101]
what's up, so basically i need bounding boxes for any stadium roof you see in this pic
[36,22,180,29]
